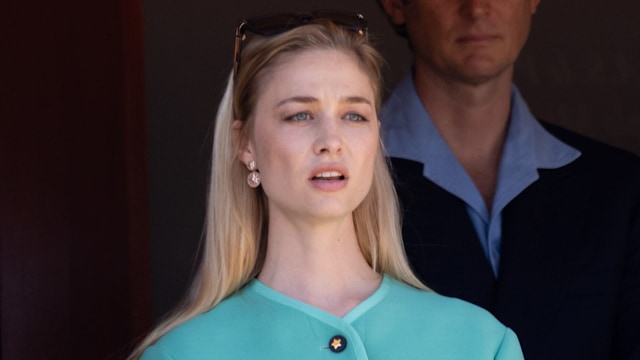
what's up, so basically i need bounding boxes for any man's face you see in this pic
[383,0,540,85]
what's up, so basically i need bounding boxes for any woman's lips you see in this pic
[309,167,348,191]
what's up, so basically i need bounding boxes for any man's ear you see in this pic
[380,0,407,26]
[232,120,254,166]
[531,0,541,14]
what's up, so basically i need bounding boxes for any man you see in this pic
[378,0,640,359]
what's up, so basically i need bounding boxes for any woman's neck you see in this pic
[257,215,381,317]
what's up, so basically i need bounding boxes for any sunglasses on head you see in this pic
[233,11,368,78]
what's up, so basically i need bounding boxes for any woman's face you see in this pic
[240,48,379,226]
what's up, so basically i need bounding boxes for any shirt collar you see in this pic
[380,71,581,217]
[381,71,580,172]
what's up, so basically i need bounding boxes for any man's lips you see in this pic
[457,34,500,43]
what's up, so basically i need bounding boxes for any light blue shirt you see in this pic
[381,72,581,276]
[142,275,523,359]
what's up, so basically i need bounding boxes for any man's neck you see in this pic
[413,65,513,210]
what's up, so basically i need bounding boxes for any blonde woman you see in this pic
[131,13,524,359]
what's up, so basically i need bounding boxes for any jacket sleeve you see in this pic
[140,345,178,360]
[495,327,525,360]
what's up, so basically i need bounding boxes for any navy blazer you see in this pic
[390,122,640,360]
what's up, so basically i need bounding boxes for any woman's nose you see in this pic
[313,117,344,155]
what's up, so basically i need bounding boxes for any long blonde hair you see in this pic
[129,20,426,359]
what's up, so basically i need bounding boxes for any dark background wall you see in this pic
[144,0,640,323]
[515,2,640,153]
[2,0,149,359]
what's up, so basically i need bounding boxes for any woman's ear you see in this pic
[232,120,254,165]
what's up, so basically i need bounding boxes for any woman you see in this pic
[131,13,524,359]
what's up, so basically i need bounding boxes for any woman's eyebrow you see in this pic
[276,96,317,107]
[276,95,373,107]
[341,96,372,106]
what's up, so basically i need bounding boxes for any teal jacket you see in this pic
[142,275,523,359]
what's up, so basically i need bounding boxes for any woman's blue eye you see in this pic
[286,112,311,121]
[345,113,366,122]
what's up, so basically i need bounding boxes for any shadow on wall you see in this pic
[515,1,640,156]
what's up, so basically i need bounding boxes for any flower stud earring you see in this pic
[247,160,261,188]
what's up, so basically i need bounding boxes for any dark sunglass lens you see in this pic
[245,15,301,36]
[314,11,366,28]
